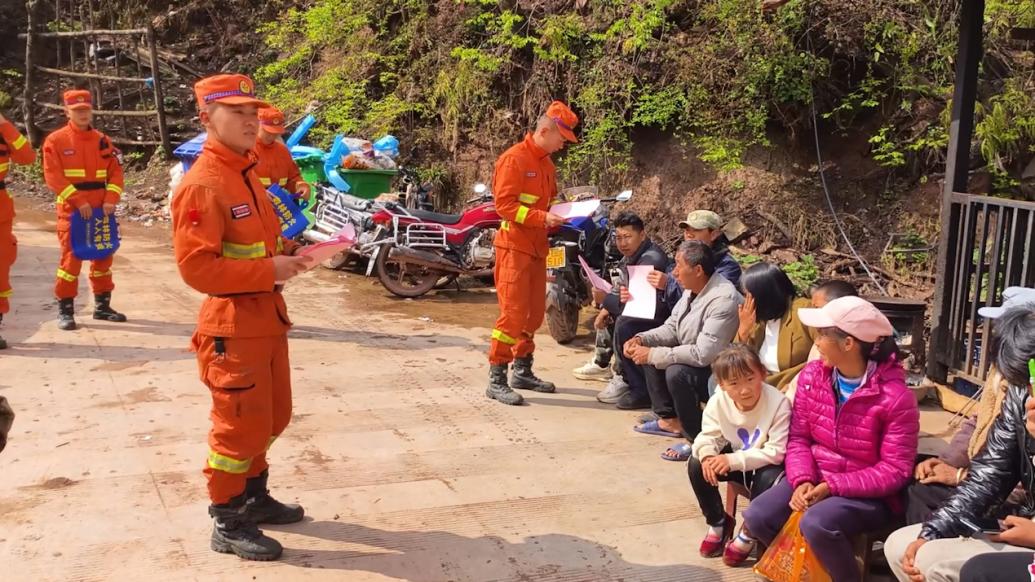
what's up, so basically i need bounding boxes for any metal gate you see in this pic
[928,193,1035,385]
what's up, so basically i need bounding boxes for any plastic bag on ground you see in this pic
[753,511,832,582]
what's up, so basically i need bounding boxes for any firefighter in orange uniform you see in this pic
[0,112,37,349]
[253,107,311,201]
[486,101,578,405]
[171,74,313,561]
[42,90,127,330]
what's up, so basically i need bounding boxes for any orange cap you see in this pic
[546,101,579,143]
[258,107,286,134]
[193,74,270,109]
[63,90,93,110]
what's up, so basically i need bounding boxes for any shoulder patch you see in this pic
[230,204,252,219]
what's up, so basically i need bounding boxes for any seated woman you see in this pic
[689,345,791,564]
[906,368,1010,524]
[740,296,920,581]
[887,304,1035,582]
[734,263,816,391]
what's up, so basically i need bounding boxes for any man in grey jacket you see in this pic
[624,240,742,460]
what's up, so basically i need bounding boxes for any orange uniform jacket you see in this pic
[253,140,304,193]
[171,138,300,338]
[42,122,124,230]
[0,119,37,222]
[491,134,559,259]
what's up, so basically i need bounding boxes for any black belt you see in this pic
[0,181,6,190]
[75,182,106,191]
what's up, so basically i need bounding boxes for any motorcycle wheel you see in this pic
[375,247,441,298]
[546,302,579,344]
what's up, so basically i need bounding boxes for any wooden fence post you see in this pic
[146,24,172,157]
[23,0,40,145]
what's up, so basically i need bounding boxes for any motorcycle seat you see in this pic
[407,208,464,225]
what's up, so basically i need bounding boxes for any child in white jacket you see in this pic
[689,344,791,565]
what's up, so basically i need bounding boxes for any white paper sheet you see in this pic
[622,265,657,320]
[578,255,613,293]
[549,199,601,220]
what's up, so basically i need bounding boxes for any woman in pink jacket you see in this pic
[739,296,920,581]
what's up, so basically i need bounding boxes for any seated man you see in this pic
[582,212,673,408]
[625,240,742,461]
[648,209,742,312]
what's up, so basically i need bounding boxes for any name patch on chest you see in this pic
[63,149,76,156]
[230,204,252,219]
[526,172,537,178]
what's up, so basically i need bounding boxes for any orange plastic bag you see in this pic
[753,511,832,582]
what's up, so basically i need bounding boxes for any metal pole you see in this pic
[928,0,985,382]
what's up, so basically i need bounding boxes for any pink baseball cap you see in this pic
[798,295,895,343]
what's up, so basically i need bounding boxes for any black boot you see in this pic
[511,356,556,393]
[93,292,127,322]
[244,469,305,525]
[209,494,283,561]
[486,363,524,405]
[57,299,77,331]
[0,314,6,350]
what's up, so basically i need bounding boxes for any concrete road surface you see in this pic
[0,208,946,581]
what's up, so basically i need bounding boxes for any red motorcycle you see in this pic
[371,184,499,297]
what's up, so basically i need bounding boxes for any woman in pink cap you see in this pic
[730,296,920,580]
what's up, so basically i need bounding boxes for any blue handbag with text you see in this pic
[267,184,310,239]
[69,208,120,261]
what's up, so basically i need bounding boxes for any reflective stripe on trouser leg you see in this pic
[87,255,115,295]
[489,249,538,364]
[0,221,15,314]
[514,255,547,359]
[54,230,82,300]
[197,333,278,504]
[246,334,292,480]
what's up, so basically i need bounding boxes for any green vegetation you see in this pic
[783,255,819,293]
[253,0,1033,192]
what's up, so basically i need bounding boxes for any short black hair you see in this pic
[991,306,1035,387]
[814,280,858,302]
[677,240,716,277]
[741,262,797,321]
[613,211,645,232]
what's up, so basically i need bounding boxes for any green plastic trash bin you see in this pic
[341,169,397,200]
[296,154,327,185]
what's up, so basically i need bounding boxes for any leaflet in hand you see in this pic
[297,224,356,268]
[549,199,600,220]
[578,255,613,293]
[622,265,657,320]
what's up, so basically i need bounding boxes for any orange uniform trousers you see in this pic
[193,332,292,504]
[0,219,14,314]
[489,247,547,365]
[55,228,114,300]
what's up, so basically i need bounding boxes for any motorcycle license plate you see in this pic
[546,246,566,269]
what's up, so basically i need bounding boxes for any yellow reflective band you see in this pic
[258,177,272,186]
[491,328,517,345]
[95,169,108,178]
[0,289,12,298]
[276,238,284,254]
[106,184,123,195]
[518,193,539,204]
[11,135,27,150]
[499,220,510,231]
[57,184,77,203]
[278,178,288,186]
[266,435,277,451]
[515,205,530,224]
[90,270,112,278]
[56,268,77,282]
[0,162,9,173]
[63,169,86,178]
[221,240,267,259]
[207,450,251,474]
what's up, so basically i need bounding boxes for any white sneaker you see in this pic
[597,375,630,403]
[572,359,613,382]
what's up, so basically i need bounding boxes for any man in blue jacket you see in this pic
[649,210,742,313]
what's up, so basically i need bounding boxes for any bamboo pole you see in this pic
[38,102,158,117]
[33,65,150,83]
[23,0,40,145]
[146,24,171,156]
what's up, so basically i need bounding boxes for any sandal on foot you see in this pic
[633,419,682,439]
[660,442,692,462]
